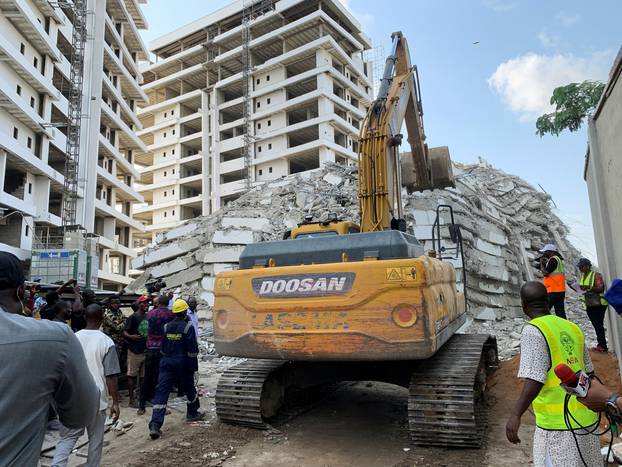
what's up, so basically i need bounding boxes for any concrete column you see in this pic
[317,96,333,116]
[33,176,50,217]
[316,48,331,68]
[0,151,6,189]
[20,217,33,251]
[210,89,221,213]
[201,90,211,215]
[103,217,115,240]
[77,0,106,231]
[319,146,335,165]
[316,72,333,93]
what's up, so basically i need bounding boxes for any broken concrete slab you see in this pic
[475,239,502,257]
[475,308,497,321]
[155,222,198,245]
[221,217,270,231]
[212,230,255,245]
[199,246,245,264]
[164,265,204,289]
[323,173,342,185]
[151,256,197,278]
[132,238,201,269]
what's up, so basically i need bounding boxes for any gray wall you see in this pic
[585,65,622,375]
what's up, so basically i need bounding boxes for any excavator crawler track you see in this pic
[408,334,498,448]
[215,359,286,429]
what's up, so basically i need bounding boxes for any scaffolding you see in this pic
[59,0,88,227]
[241,0,276,191]
[363,46,385,99]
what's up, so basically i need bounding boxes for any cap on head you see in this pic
[539,244,557,253]
[136,295,149,304]
[577,258,592,268]
[0,251,25,291]
[172,298,189,314]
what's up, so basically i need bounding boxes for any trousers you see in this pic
[51,409,107,467]
[149,358,199,429]
[140,349,161,409]
[548,292,566,320]
[586,305,608,350]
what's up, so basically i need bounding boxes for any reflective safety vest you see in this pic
[543,255,566,293]
[579,271,608,306]
[529,315,599,430]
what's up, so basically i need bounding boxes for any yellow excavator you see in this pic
[212,32,497,447]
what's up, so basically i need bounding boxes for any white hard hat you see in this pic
[539,244,557,253]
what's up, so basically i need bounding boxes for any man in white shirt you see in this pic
[52,304,121,467]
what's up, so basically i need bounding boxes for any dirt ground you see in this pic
[59,351,621,467]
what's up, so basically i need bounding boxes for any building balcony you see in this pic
[0,80,51,134]
[137,88,201,118]
[0,131,65,190]
[102,74,142,130]
[98,133,140,179]
[100,101,148,153]
[0,0,61,60]
[95,198,144,231]
[106,0,149,59]
[103,43,148,103]
[0,33,59,98]
[96,166,143,203]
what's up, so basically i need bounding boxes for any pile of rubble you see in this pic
[129,160,595,359]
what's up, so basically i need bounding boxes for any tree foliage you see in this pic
[536,80,605,137]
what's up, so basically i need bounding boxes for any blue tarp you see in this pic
[604,278,622,315]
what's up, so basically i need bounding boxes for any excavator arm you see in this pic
[358,32,454,232]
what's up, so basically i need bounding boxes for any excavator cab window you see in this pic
[295,231,338,239]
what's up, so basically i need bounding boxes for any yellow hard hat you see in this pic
[172,298,189,314]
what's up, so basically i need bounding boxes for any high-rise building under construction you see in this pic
[134,0,373,243]
[0,0,149,290]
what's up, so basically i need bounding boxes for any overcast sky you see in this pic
[140,0,622,260]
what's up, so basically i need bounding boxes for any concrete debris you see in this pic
[128,162,597,360]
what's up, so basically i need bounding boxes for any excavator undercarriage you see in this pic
[216,334,498,447]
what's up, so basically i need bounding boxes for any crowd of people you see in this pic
[2,238,622,467]
[0,251,203,467]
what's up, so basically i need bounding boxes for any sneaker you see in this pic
[149,424,161,440]
[137,408,146,416]
[186,411,205,422]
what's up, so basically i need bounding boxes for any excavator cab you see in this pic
[291,215,360,239]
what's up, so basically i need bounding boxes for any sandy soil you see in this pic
[63,350,621,467]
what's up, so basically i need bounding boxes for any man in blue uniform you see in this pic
[149,299,204,439]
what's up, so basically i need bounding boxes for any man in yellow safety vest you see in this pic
[539,244,567,319]
[577,258,608,352]
[506,281,600,466]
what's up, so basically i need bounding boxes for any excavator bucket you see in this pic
[401,146,455,193]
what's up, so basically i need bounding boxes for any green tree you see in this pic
[536,80,605,137]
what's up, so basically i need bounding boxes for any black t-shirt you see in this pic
[124,313,147,354]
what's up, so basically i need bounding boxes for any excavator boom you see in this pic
[359,32,454,232]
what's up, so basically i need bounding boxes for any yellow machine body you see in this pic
[213,254,465,361]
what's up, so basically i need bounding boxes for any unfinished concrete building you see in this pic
[0,0,149,290]
[134,0,373,242]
